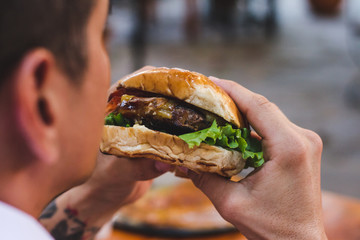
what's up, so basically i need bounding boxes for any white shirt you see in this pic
[0,201,53,240]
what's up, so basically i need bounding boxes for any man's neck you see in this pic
[0,168,51,218]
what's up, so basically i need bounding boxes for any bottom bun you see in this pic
[100,125,245,177]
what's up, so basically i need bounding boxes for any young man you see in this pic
[0,0,327,239]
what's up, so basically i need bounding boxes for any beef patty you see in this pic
[106,87,227,135]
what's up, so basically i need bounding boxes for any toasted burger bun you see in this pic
[100,67,247,177]
[101,125,245,177]
[117,67,246,128]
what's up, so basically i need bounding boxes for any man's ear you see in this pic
[12,48,60,165]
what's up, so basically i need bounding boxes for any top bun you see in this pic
[115,67,246,128]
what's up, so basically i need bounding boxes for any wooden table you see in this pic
[100,230,246,240]
[322,191,360,240]
[97,191,360,240]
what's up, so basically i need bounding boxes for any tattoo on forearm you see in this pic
[40,201,100,240]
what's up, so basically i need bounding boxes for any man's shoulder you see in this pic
[0,201,53,240]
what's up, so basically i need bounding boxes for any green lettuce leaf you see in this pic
[179,120,264,168]
[104,112,132,127]
[178,120,221,148]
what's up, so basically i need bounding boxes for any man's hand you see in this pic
[188,77,327,240]
[82,152,172,212]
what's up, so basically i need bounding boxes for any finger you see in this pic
[122,180,154,205]
[127,158,172,181]
[209,76,292,141]
[155,161,173,173]
[99,151,172,181]
[188,171,247,211]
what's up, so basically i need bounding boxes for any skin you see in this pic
[187,76,328,240]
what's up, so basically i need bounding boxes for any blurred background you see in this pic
[107,0,360,199]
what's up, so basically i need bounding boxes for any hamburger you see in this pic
[100,67,264,177]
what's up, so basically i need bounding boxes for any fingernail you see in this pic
[209,76,220,81]
[155,161,172,173]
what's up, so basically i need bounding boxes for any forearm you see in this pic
[234,218,328,240]
[39,183,132,240]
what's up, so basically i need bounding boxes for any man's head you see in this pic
[0,0,111,212]
[0,0,95,85]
